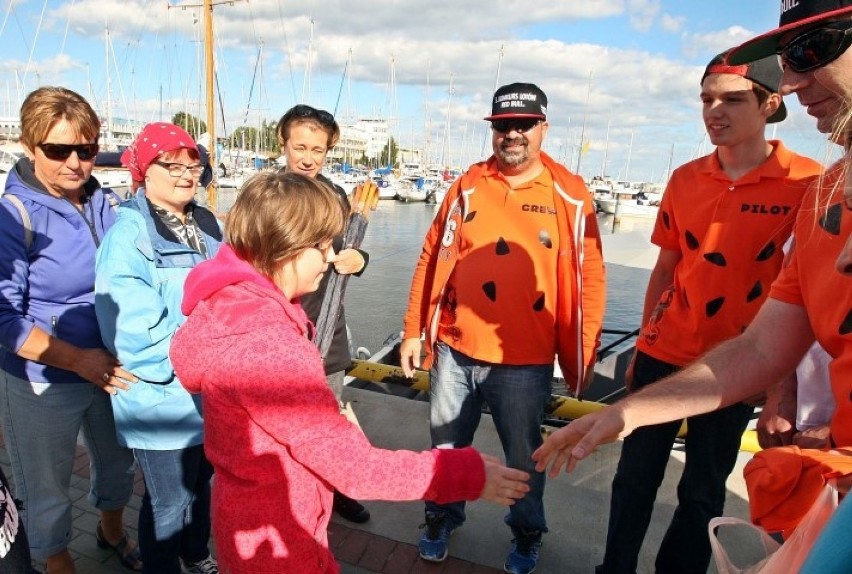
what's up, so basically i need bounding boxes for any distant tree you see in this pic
[172,112,206,138]
[379,137,399,167]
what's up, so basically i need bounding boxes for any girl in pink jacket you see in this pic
[171,172,529,574]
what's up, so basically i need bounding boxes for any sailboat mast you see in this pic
[204,0,217,209]
[480,44,504,158]
[575,70,592,175]
[105,24,112,149]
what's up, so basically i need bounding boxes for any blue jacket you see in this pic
[95,190,222,450]
[0,159,120,384]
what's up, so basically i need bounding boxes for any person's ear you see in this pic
[764,93,782,120]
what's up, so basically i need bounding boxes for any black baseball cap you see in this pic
[484,83,547,121]
[702,50,787,123]
[729,0,852,64]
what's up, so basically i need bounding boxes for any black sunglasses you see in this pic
[780,20,852,73]
[37,142,99,161]
[491,118,541,134]
[290,104,336,127]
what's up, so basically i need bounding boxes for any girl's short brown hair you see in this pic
[225,172,346,278]
[19,86,100,148]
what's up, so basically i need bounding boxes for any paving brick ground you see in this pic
[0,428,498,573]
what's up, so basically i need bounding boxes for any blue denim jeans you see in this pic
[134,445,214,574]
[598,351,753,574]
[425,343,552,535]
[0,370,136,560]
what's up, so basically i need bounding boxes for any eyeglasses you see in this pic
[290,104,336,128]
[37,142,99,161]
[491,119,541,134]
[153,161,204,178]
[780,21,852,73]
[310,241,335,262]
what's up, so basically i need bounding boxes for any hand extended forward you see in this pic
[532,407,628,477]
[479,454,530,506]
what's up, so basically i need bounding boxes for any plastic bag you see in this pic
[709,481,838,574]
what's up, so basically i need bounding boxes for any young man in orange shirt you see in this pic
[596,51,822,574]
[400,82,606,574]
[534,2,852,572]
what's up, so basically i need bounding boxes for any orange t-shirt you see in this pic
[437,167,563,365]
[770,161,852,447]
[636,141,822,366]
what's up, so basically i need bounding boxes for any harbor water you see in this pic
[344,201,654,356]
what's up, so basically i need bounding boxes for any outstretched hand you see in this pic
[532,407,627,477]
[479,454,530,506]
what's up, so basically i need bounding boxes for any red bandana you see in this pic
[121,122,198,182]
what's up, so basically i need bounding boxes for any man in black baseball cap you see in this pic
[403,79,605,574]
[592,46,821,574]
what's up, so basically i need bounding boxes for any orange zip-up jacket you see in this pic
[402,152,606,394]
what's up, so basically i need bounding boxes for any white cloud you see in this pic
[682,25,756,58]
[661,13,686,33]
[627,0,661,33]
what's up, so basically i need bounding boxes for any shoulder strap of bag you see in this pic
[4,195,32,250]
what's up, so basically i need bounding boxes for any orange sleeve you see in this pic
[580,187,606,368]
[769,227,805,307]
[401,180,461,339]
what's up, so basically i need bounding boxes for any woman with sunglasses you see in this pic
[94,123,222,574]
[0,86,140,573]
[170,171,530,574]
[275,104,373,523]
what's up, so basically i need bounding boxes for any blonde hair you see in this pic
[19,86,100,148]
[225,172,346,278]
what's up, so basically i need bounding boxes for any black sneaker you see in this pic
[333,491,370,523]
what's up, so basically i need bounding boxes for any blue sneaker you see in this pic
[504,530,542,574]
[418,512,456,562]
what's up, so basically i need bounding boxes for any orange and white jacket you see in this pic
[402,152,606,395]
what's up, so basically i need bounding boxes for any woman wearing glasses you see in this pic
[0,86,140,573]
[275,104,372,523]
[94,123,222,574]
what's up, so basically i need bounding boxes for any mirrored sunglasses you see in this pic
[780,21,852,73]
[491,118,541,134]
[37,142,99,161]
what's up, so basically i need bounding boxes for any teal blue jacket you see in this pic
[95,190,222,449]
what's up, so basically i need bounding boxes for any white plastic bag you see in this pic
[709,481,838,574]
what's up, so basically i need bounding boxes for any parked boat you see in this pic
[595,197,659,218]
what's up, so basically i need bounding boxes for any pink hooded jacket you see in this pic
[172,245,486,574]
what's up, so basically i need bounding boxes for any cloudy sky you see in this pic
[0,0,842,181]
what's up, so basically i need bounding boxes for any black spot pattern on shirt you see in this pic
[496,237,510,255]
[704,252,727,266]
[685,230,699,250]
[756,242,776,262]
[746,281,763,303]
[706,297,725,318]
[539,230,553,249]
[483,281,497,302]
[840,309,852,335]
[464,211,477,223]
[819,204,842,236]
[662,211,671,230]
[533,293,545,312]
